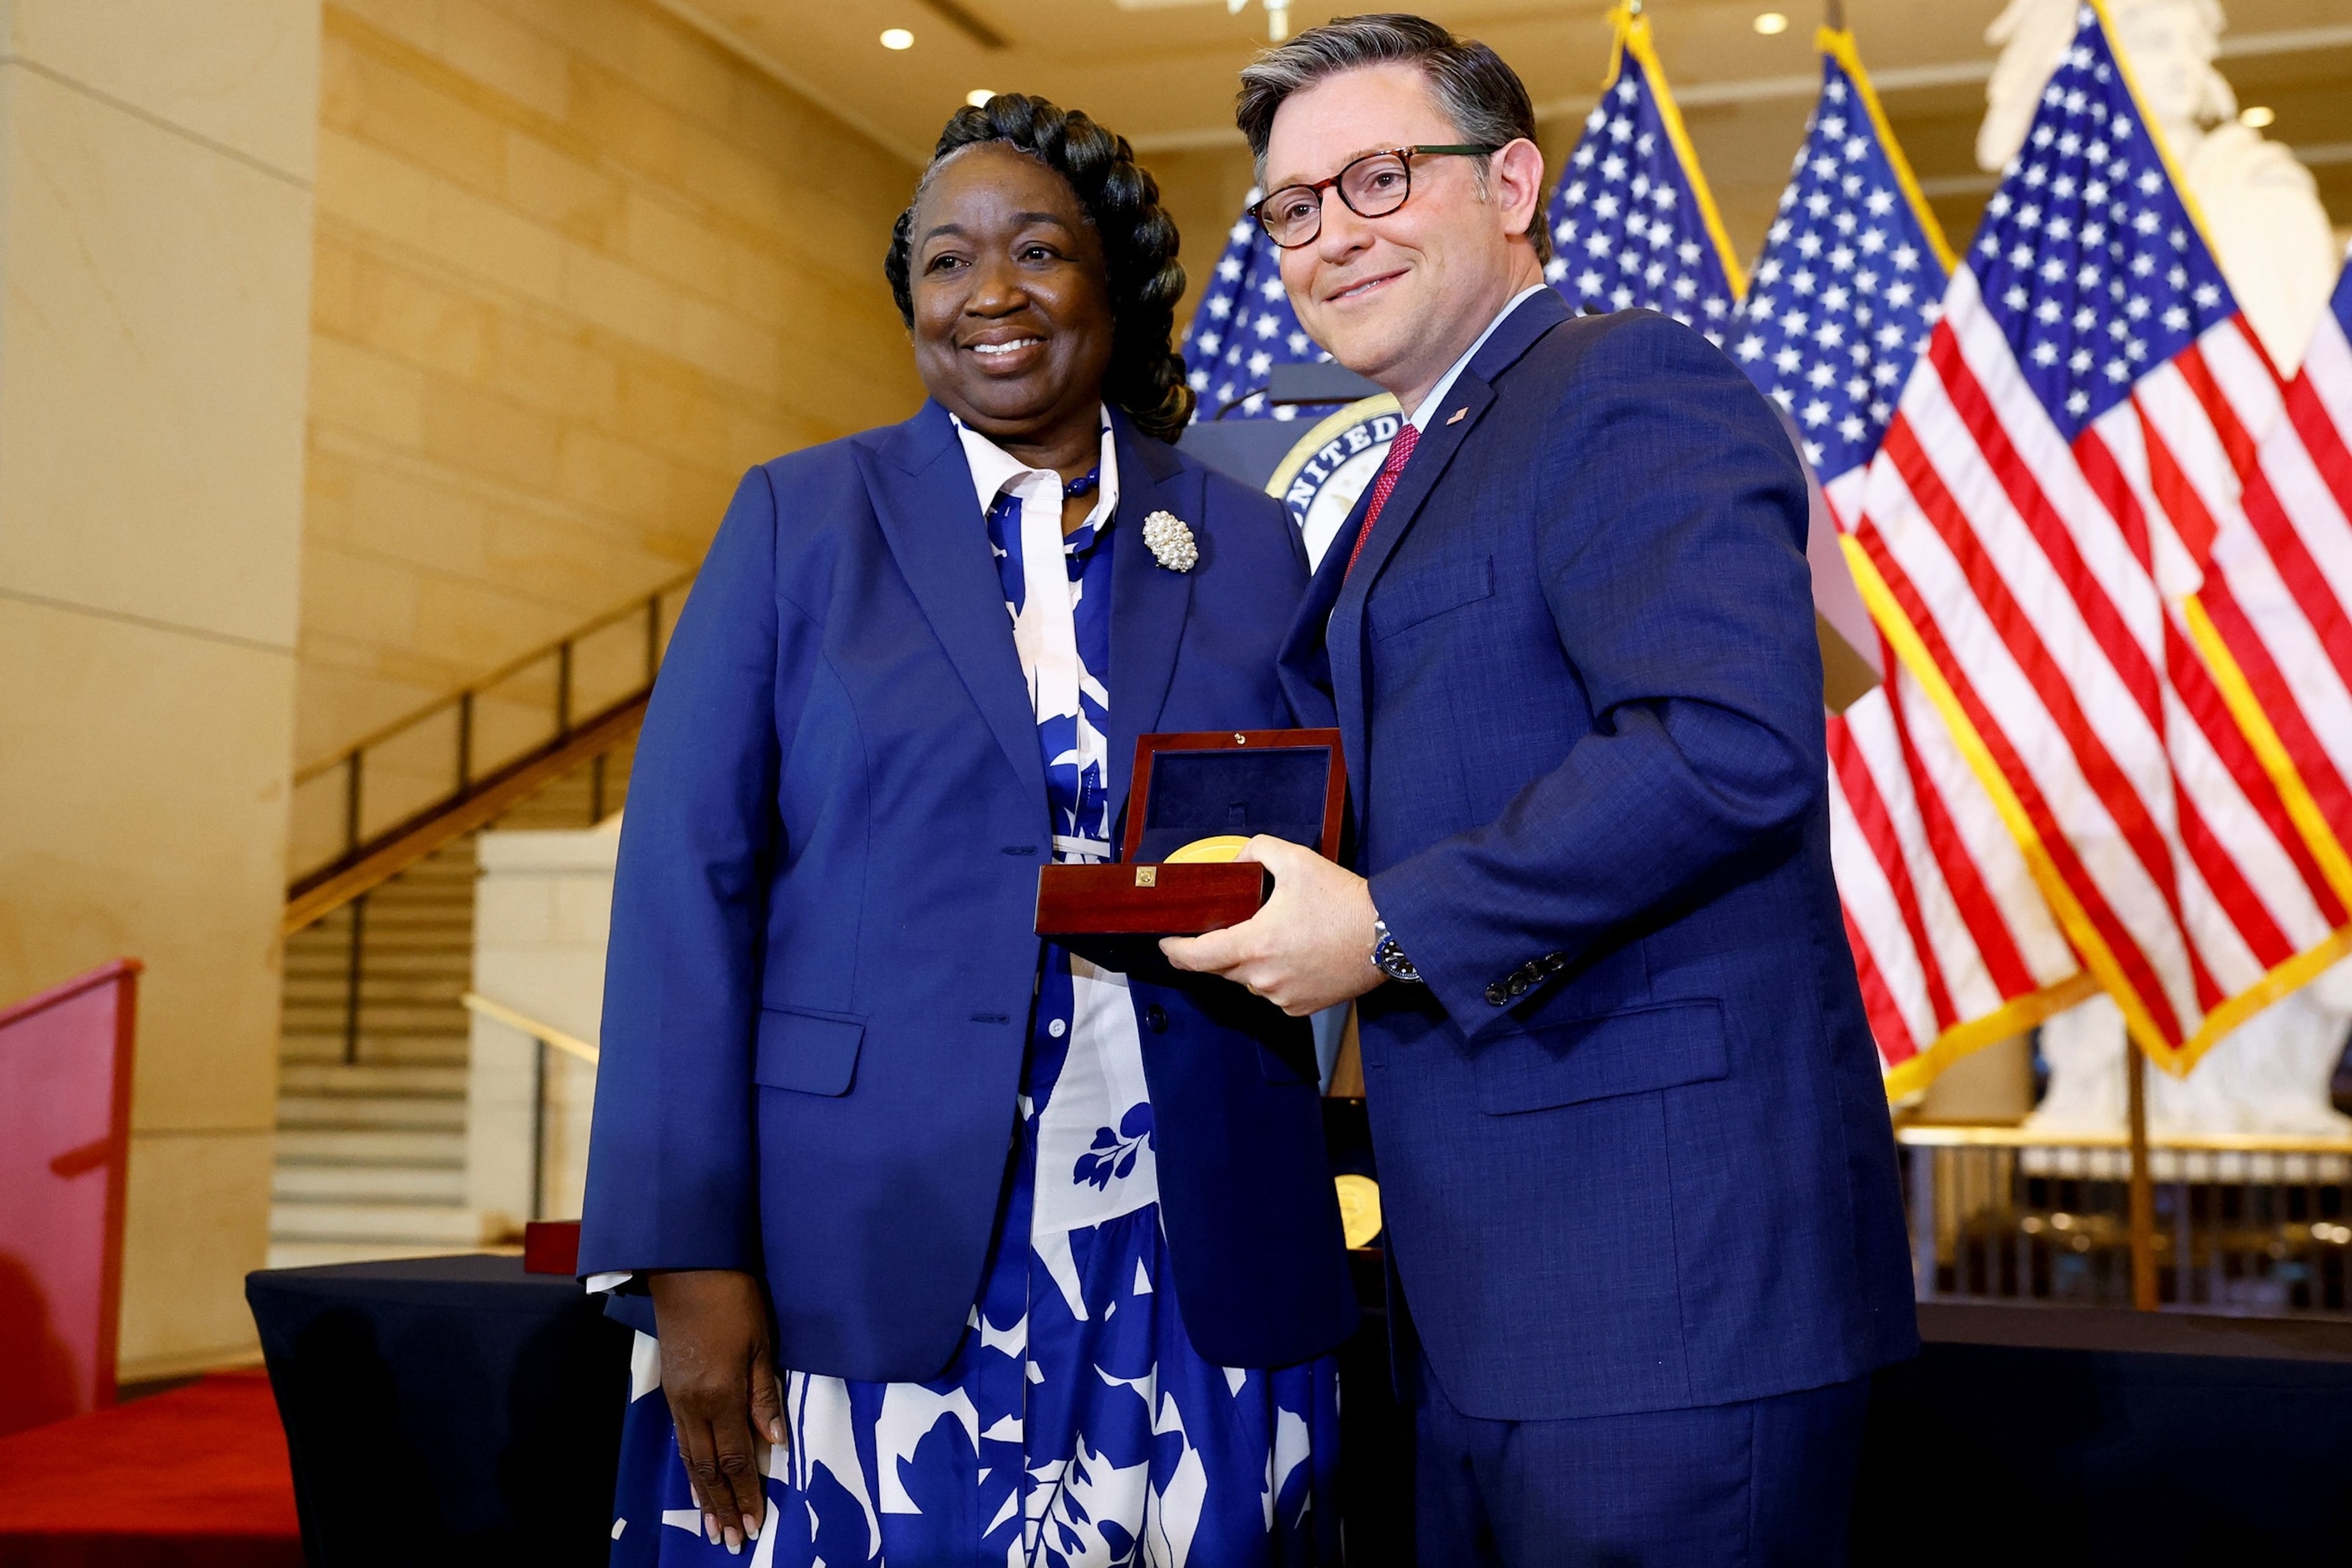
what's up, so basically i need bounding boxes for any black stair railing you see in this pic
[284,570,695,934]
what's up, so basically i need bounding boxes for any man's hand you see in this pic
[648,1269,786,1556]
[1160,835,1385,1014]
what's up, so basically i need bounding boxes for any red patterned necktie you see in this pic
[1343,421,1419,580]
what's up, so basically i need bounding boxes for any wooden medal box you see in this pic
[1034,728,1346,972]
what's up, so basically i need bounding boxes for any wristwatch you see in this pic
[1370,916,1424,985]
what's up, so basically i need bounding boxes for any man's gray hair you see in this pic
[1235,12,1547,260]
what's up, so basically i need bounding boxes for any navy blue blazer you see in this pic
[580,402,1356,1382]
[1282,290,1916,1422]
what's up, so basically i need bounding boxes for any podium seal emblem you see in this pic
[1264,394,1404,570]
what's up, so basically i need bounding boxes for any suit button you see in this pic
[1485,984,1509,1006]
[1508,976,1529,997]
[1545,952,1566,973]
[1144,1004,1169,1034]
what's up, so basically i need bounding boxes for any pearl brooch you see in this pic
[1142,510,1197,573]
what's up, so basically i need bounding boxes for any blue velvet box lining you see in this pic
[1132,746,1334,863]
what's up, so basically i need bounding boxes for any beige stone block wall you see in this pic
[0,1,318,1381]
[299,0,925,773]
[1143,142,1261,341]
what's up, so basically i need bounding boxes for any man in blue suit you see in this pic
[1167,15,1916,1563]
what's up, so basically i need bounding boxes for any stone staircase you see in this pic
[269,742,633,1268]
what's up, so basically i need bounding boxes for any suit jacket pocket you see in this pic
[754,1004,866,1097]
[1369,554,1494,641]
[1473,1000,1726,1114]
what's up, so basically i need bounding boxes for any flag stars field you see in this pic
[1544,28,1740,345]
[1178,189,1332,420]
[1732,56,1942,479]
[1968,39,2233,436]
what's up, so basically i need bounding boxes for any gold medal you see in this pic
[1334,1174,1383,1249]
[1163,835,1252,864]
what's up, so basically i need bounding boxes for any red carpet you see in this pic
[0,1371,301,1567]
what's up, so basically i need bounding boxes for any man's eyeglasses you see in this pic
[1252,145,1503,250]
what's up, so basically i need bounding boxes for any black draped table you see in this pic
[246,1255,632,1567]
[245,1253,2352,1566]
[1853,1302,2352,1566]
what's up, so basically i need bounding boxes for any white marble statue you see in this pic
[2024,960,2352,1138]
[1979,0,2341,374]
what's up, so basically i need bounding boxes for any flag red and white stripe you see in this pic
[1828,659,2092,1091]
[1847,5,2349,1068]
[1733,29,2092,1090]
[2186,248,2352,892]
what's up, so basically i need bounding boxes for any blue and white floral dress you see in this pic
[606,413,1340,1567]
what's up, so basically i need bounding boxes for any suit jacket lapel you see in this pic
[1280,479,1377,805]
[1327,289,1575,774]
[1105,413,1197,822]
[1325,374,1496,756]
[864,401,1047,805]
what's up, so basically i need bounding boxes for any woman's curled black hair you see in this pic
[886,94,1195,441]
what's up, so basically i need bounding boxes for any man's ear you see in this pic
[1491,137,1547,240]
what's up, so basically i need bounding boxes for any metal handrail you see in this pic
[1899,1123,2352,1315]
[285,571,695,910]
[290,570,694,787]
[462,991,599,1065]
[1897,1125,2352,1155]
[462,991,598,1226]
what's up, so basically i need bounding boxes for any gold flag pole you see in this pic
[1824,0,1846,31]
[2126,1038,2160,1309]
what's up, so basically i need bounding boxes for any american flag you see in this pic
[1848,3,2350,1069]
[1830,641,2096,1091]
[2193,247,2352,887]
[1543,4,1741,345]
[1178,194,1331,422]
[1731,38,1945,516]
[1738,31,2092,1092]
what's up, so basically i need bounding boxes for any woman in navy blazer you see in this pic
[580,96,1352,1564]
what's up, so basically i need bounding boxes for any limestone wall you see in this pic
[0,0,320,1382]
[299,0,925,779]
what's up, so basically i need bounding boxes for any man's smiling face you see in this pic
[1263,64,1526,404]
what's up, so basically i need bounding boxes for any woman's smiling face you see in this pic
[909,142,1116,444]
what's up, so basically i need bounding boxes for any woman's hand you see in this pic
[648,1269,786,1555]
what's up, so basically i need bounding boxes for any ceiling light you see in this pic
[1753,11,1789,34]
[967,88,994,107]
[2239,104,2275,129]
[880,27,913,50]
